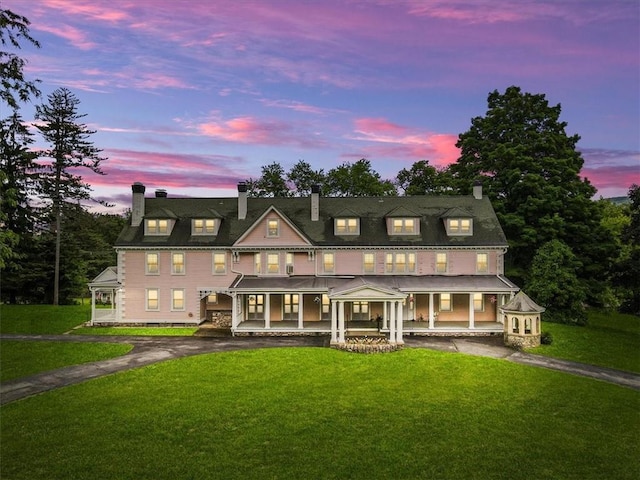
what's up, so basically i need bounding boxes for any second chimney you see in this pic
[311,184,320,221]
[238,182,248,220]
[131,182,146,226]
[473,181,483,200]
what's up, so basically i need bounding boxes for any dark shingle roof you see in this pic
[115,195,508,248]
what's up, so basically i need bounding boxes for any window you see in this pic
[525,318,532,334]
[321,294,330,320]
[146,252,159,275]
[391,218,417,235]
[207,293,218,304]
[352,301,369,320]
[323,252,335,273]
[267,253,279,274]
[172,252,185,275]
[385,252,417,273]
[476,253,488,273]
[512,317,519,334]
[193,219,216,235]
[363,252,375,274]
[146,219,168,235]
[267,219,279,237]
[171,289,185,311]
[335,218,359,235]
[473,293,484,311]
[436,253,448,273]
[447,218,472,235]
[146,288,159,310]
[283,294,299,319]
[254,253,261,274]
[247,294,264,319]
[440,293,452,311]
[286,253,294,274]
[213,252,226,274]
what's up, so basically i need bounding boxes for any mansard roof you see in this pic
[115,194,508,248]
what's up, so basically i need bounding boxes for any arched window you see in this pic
[512,317,519,333]
[525,318,532,334]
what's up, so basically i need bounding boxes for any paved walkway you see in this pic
[1,334,639,406]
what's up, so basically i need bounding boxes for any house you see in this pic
[89,182,520,345]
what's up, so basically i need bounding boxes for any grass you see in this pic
[72,326,198,336]
[0,341,133,382]
[1,347,638,480]
[0,303,91,334]
[527,310,640,373]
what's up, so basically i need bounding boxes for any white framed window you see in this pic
[286,253,294,274]
[447,218,472,235]
[321,294,330,319]
[254,253,262,274]
[146,252,159,275]
[171,252,185,275]
[146,219,169,235]
[207,293,218,304]
[391,218,418,235]
[146,288,159,311]
[363,252,375,274]
[335,218,359,235]
[440,293,452,311]
[171,289,185,311]
[283,293,299,319]
[476,253,488,273]
[193,219,217,235]
[267,218,279,237]
[352,301,369,320]
[213,252,226,274]
[385,252,417,273]
[323,252,335,273]
[436,253,448,273]
[473,293,484,311]
[267,253,280,274]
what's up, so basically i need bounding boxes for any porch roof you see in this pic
[88,266,120,290]
[231,275,518,293]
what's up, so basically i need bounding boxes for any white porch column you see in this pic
[115,289,121,323]
[468,293,475,329]
[90,288,96,325]
[397,300,404,344]
[330,300,338,344]
[231,294,239,330]
[428,293,434,329]
[338,301,345,343]
[298,293,304,329]
[265,294,271,329]
[383,302,388,330]
[389,301,396,344]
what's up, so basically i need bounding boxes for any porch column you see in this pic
[330,300,338,344]
[338,301,345,343]
[90,288,96,325]
[428,293,434,329]
[265,294,271,329]
[397,300,404,345]
[298,293,304,329]
[389,301,396,344]
[231,294,238,330]
[383,302,388,330]
[115,288,121,323]
[468,293,475,329]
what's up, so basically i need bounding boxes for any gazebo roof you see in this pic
[501,291,545,313]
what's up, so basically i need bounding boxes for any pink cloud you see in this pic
[350,117,460,166]
[36,23,96,50]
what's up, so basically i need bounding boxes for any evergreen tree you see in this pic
[34,87,107,305]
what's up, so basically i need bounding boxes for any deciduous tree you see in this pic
[325,159,396,197]
[395,160,452,195]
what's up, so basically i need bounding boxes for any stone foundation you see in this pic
[332,337,401,354]
[503,333,541,349]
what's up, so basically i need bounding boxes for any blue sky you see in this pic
[9,0,640,211]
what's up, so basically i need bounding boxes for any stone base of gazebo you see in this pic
[503,332,541,349]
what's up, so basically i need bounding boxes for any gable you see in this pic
[234,206,312,247]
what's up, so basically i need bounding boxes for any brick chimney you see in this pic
[131,182,146,226]
[311,184,320,221]
[238,182,247,220]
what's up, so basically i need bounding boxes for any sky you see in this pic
[8,0,640,212]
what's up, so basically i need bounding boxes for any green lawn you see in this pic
[1,347,638,480]
[0,303,91,334]
[0,341,133,382]
[527,310,640,373]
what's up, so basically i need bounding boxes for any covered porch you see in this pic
[88,266,121,325]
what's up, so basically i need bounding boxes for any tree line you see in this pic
[1,9,638,322]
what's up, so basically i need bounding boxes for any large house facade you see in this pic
[89,182,521,345]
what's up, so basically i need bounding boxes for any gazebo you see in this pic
[500,291,545,348]
[88,266,120,324]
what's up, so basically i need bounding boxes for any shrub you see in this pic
[540,331,553,345]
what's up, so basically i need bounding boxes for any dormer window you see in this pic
[391,218,419,235]
[446,218,472,235]
[335,217,359,235]
[193,218,218,235]
[267,219,279,237]
[146,219,169,235]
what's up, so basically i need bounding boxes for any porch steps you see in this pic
[346,329,385,338]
